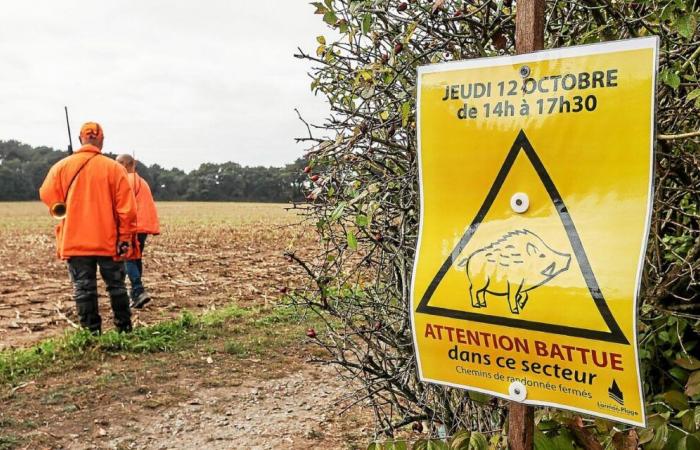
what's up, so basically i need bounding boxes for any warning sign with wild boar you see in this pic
[410,37,658,426]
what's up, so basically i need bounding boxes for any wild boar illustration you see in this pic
[457,229,571,314]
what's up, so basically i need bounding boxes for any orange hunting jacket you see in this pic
[39,145,137,259]
[128,173,160,235]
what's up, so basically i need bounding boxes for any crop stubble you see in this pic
[0,202,313,350]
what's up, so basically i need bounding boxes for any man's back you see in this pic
[129,172,160,235]
[40,144,136,258]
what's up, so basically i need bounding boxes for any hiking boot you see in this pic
[130,291,151,309]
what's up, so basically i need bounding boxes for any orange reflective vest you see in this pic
[39,145,137,259]
[128,173,160,235]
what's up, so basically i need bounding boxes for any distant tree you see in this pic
[0,140,304,202]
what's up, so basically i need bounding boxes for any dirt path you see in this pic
[1,342,370,450]
[112,366,365,450]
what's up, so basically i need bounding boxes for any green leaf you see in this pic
[311,2,328,14]
[663,390,690,410]
[533,429,577,450]
[330,202,346,221]
[675,13,698,39]
[317,35,326,45]
[468,432,488,450]
[533,430,556,450]
[660,69,681,90]
[638,427,655,444]
[403,22,418,44]
[680,435,700,450]
[426,440,449,450]
[448,430,470,449]
[687,89,700,104]
[537,420,560,432]
[671,366,690,383]
[468,391,492,404]
[391,441,409,450]
[323,11,338,25]
[677,356,700,371]
[401,101,411,127]
[347,230,358,250]
[370,440,408,450]
[647,424,669,450]
[356,214,369,227]
[359,69,373,81]
[682,409,698,433]
[362,13,372,34]
[413,440,428,450]
[687,371,700,397]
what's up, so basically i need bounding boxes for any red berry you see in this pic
[454,10,463,17]
[394,43,404,54]
[397,2,408,11]
[303,166,312,174]
[310,175,320,182]
[306,328,317,338]
[279,286,288,294]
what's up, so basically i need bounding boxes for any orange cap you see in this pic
[79,122,104,141]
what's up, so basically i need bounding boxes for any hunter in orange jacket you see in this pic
[40,136,137,259]
[39,122,137,333]
[126,170,160,235]
[116,154,160,309]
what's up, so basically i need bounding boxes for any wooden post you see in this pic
[508,402,535,450]
[515,0,545,55]
[509,1,545,449]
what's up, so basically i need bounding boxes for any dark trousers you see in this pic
[67,256,132,333]
[125,234,148,299]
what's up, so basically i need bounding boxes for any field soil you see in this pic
[0,202,309,349]
[0,202,373,449]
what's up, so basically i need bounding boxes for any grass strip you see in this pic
[0,301,313,388]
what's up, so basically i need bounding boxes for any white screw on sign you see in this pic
[509,381,528,402]
[511,193,529,213]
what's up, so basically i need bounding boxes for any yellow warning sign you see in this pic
[411,37,657,426]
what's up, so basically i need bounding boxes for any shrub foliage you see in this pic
[293,0,699,447]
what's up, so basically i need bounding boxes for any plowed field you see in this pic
[0,202,311,349]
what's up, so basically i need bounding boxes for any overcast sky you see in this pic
[0,1,331,171]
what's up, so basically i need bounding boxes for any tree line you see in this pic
[0,140,306,202]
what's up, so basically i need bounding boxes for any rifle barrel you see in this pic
[64,106,73,155]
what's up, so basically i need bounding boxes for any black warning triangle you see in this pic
[415,130,628,345]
